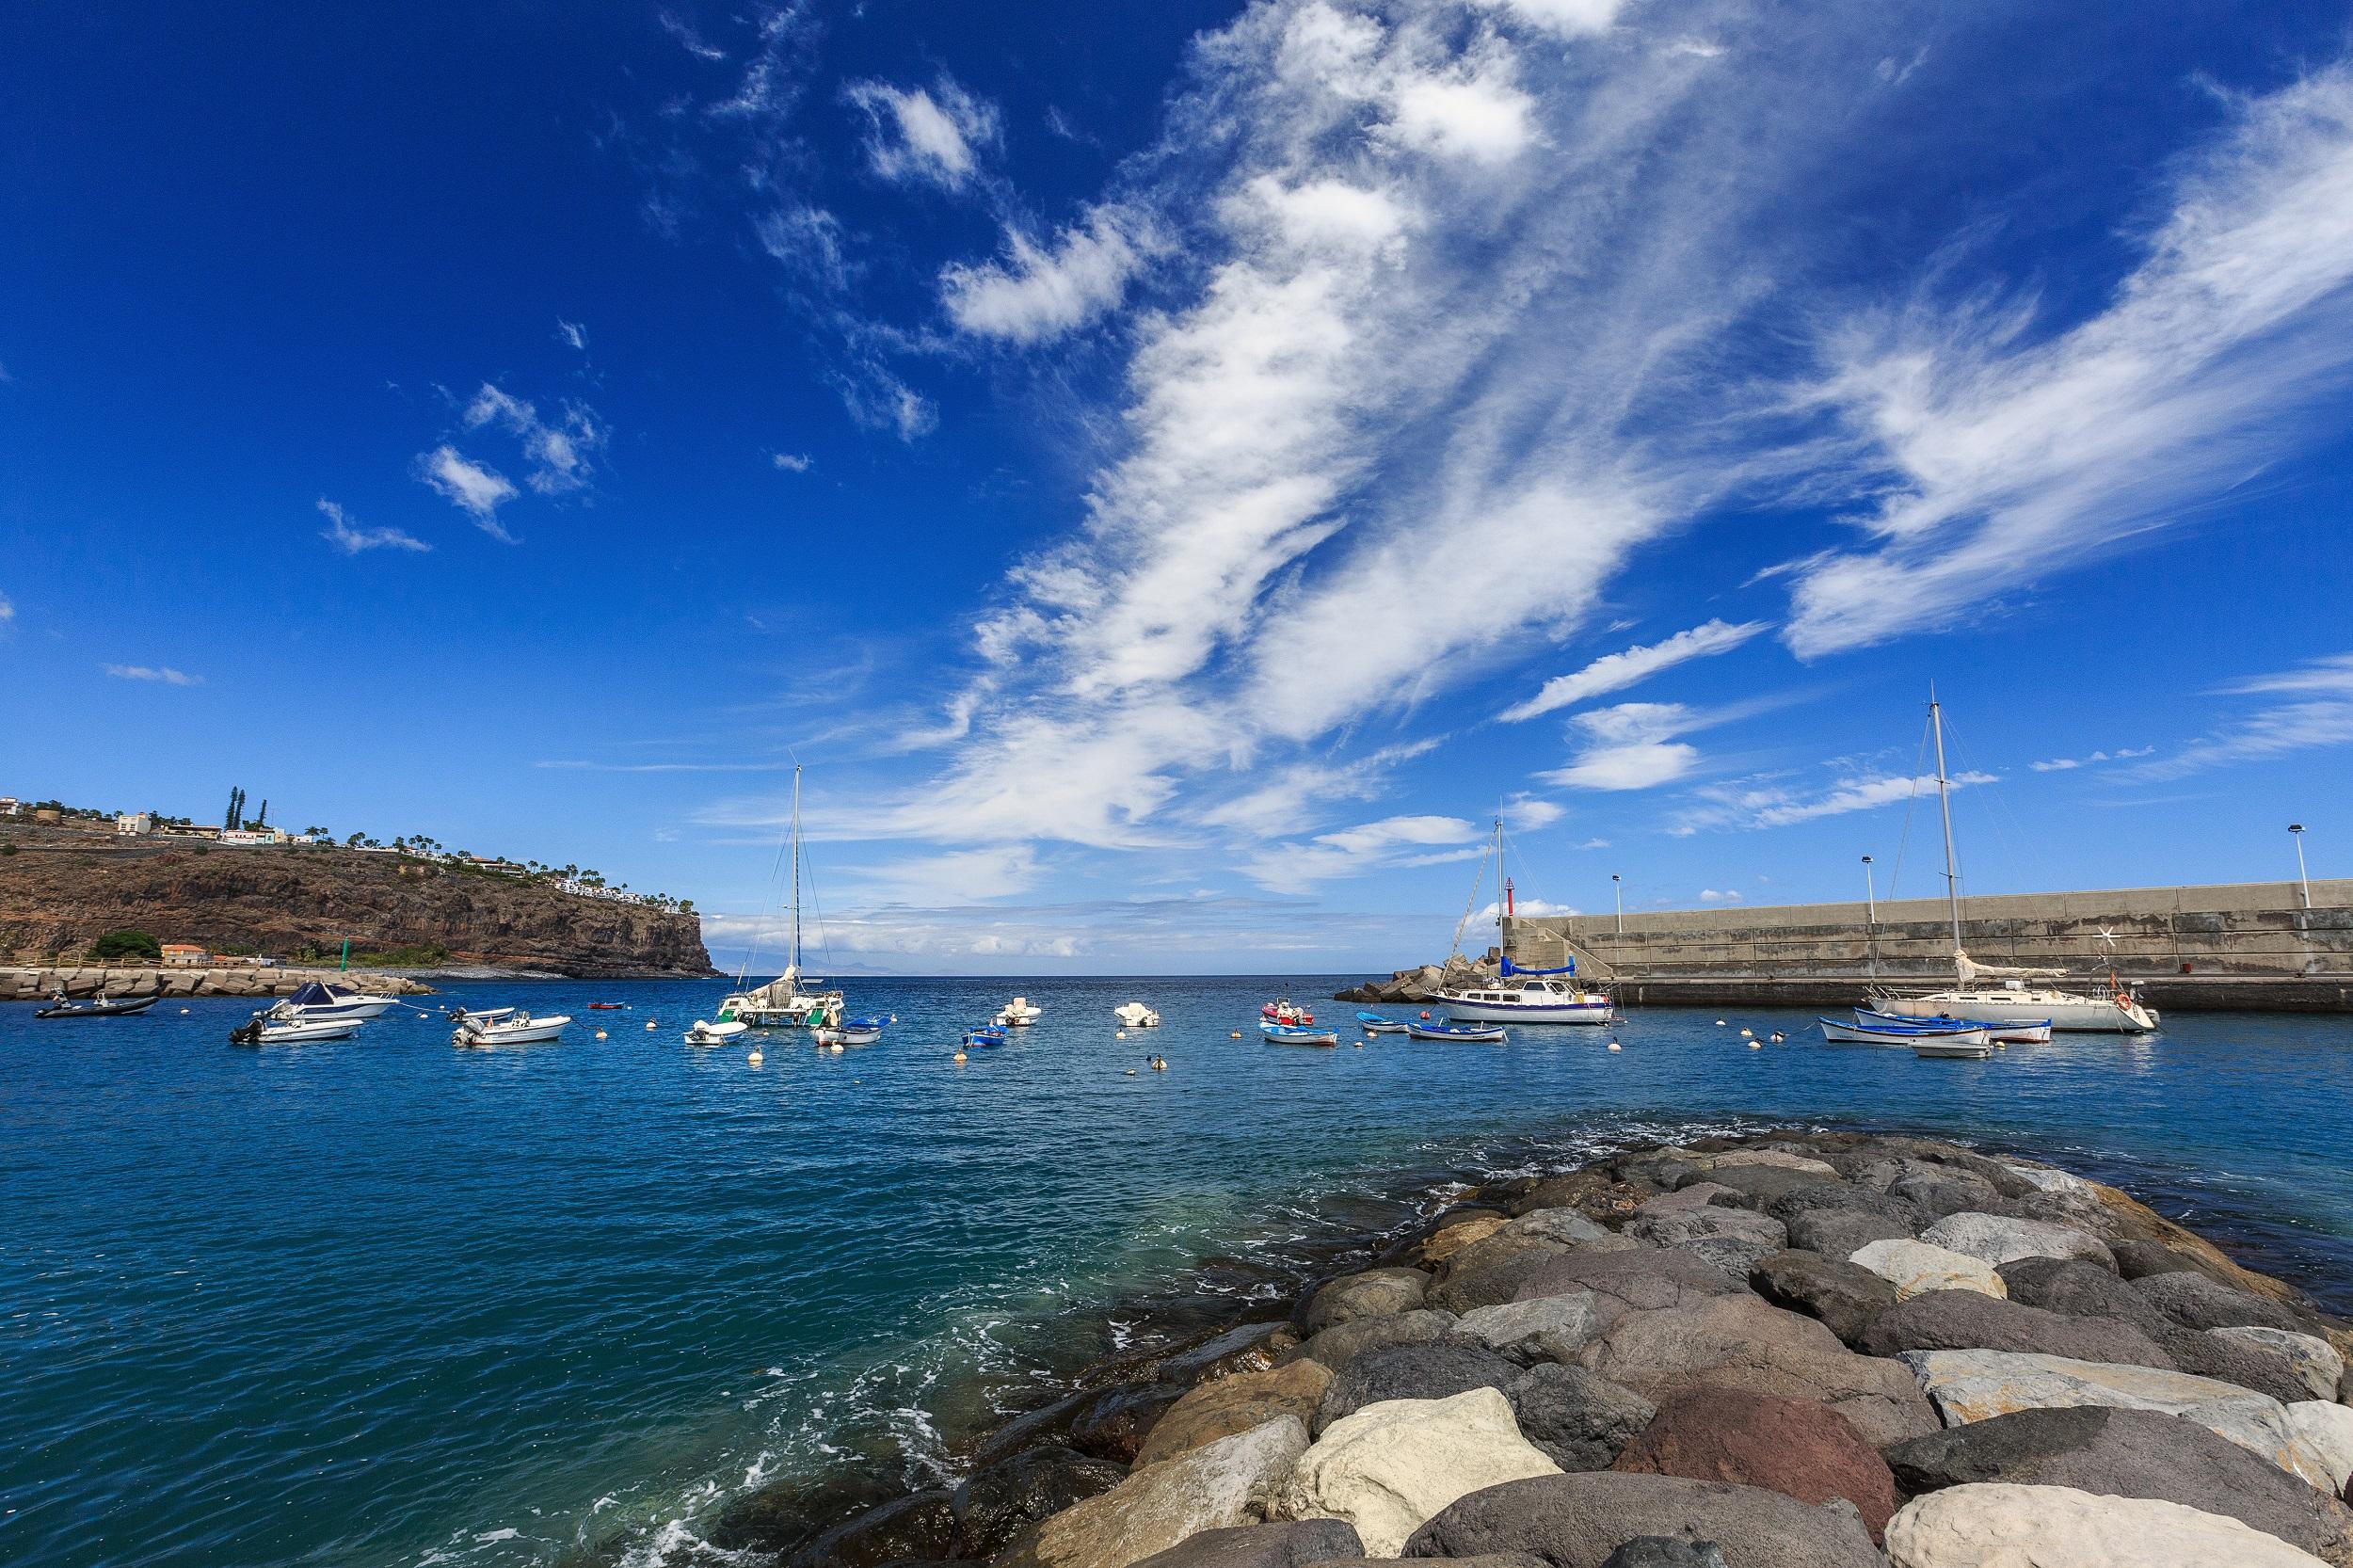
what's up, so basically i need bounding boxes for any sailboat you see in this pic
[718,766,845,1030]
[1436,820,1615,1024]
[1868,692,2159,1034]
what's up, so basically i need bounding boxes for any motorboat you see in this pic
[1261,1022,1339,1047]
[266,981,399,1022]
[1262,999,1314,1025]
[962,1025,1008,1048]
[1913,1037,1996,1061]
[813,1016,885,1047]
[230,1015,360,1045]
[995,997,1042,1027]
[1355,1011,1410,1033]
[451,1007,571,1046]
[1857,1006,2050,1045]
[1817,1016,1990,1048]
[587,1001,628,1011]
[1409,1020,1509,1043]
[1864,693,2159,1034]
[686,1017,748,1046]
[1436,824,1614,1022]
[36,992,162,1018]
[1113,1001,1160,1029]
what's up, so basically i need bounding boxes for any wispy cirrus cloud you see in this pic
[2132,653,2353,780]
[1541,703,1705,792]
[2028,744,2153,773]
[104,663,202,686]
[1675,766,1995,833]
[317,498,429,555]
[1241,812,1485,888]
[942,204,1159,344]
[844,74,1000,191]
[415,445,520,538]
[1502,619,1768,723]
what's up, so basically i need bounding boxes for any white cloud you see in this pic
[104,663,201,686]
[1785,65,2353,657]
[1242,812,1484,888]
[1678,767,1996,832]
[2134,653,2353,779]
[1198,738,1441,838]
[659,11,726,63]
[1502,792,1564,829]
[1698,888,1743,904]
[844,75,1000,190]
[555,319,588,351]
[1542,702,1705,791]
[1502,619,1769,722]
[2027,744,2153,773]
[316,498,429,555]
[1381,55,1537,165]
[756,203,854,292]
[771,451,814,472]
[414,445,519,537]
[1467,0,1630,37]
[942,205,1155,344]
[850,843,1045,905]
[460,383,605,496]
[0,591,13,622]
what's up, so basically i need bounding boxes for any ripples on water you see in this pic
[5,976,2350,1568]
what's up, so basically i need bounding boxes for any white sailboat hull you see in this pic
[1875,991,2153,1033]
[1437,992,1613,1024]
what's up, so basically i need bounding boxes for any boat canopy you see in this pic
[285,981,339,1006]
[1500,956,1575,977]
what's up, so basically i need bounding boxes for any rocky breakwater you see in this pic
[2,964,431,1000]
[712,1129,2353,1568]
[1335,955,1498,1006]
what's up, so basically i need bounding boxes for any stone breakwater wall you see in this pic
[2,965,433,1000]
[705,1129,2353,1568]
[1506,878,2353,1013]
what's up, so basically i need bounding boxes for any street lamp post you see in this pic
[2291,824,2311,910]
[1862,856,1877,926]
[1611,873,1623,938]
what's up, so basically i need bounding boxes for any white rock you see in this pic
[1920,1211,2116,1271]
[1897,1350,2337,1492]
[2287,1400,2353,1494]
[2213,1327,2348,1401]
[1885,1482,2328,1567]
[1011,1416,1307,1568]
[1276,1387,1560,1556]
[1451,1291,1601,1365]
[1500,1208,1613,1246]
[1850,1238,2009,1301]
[2002,1162,2099,1197]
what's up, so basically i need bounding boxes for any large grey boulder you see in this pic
[1501,1208,1615,1247]
[1430,1235,1579,1314]
[1278,1387,1559,1554]
[1883,1482,2329,1567]
[1513,1247,1741,1330]
[954,1447,1129,1558]
[1748,1249,1897,1349]
[1859,1288,2176,1368]
[1318,1341,1521,1432]
[1450,1291,1601,1367]
[1577,1290,1938,1447]
[1283,1311,1459,1374]
[1790,1208,1913,1261]
[1850,1239,2008,1301]
[1999,1257,2175,1337]
[1881,1405,2353,1564]
[2168,1325,2326,1406]
[1000,1416,1310,1568]
[1303,1271,1431,1334]
[1139,1361,1336,1467]
[1690,1163,1843,1210]
[2132,1270,2305,1333]
[1131,1520,1364,1568]
[1163,1322,1298,1384]
[1401,1471,1883,1568]
[1921,1211,2117,1271]
[2216,1330,2352,1401]
[1896,1349,2339,1491]
[1598,1543,1727,1568]
[1505,1362,1656,1470]
[2290,1401,2353,1495]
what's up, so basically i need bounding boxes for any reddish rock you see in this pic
[1609,1388,1898,1543]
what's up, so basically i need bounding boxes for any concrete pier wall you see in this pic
[3,966,432,1001]
[1505,878,2353,1013]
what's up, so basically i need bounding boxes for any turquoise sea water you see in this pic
[7,975,2353,1568]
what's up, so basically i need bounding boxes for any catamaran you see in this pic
[718,766,846,1030]
[1436,820,1615,1024]
[1867,693,2158,1034]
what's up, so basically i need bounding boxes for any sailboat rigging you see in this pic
[717,766,844,1030]
[1434,819,1616,1025]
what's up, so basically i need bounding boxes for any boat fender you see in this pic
[1229,1031,1241,1039]
[1749,1041,1761,1049]
[1607,1040,1622,1051]
[748,1049,763,1066]
[646,1021,658,1031]
[953,1050,967,1063]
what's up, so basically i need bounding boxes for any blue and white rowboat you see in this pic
[1355,1012,1411,1033]
[1409,1020,1509,1042]
[1261,1022,1340,1047]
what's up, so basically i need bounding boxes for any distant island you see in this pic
[0,808,715,981]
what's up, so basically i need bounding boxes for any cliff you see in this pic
[0,824,716,979]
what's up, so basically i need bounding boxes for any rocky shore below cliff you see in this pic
[1334,955,1499,1005]
[696,1128,2353,1568]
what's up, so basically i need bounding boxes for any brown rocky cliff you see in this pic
[0,825,715,978]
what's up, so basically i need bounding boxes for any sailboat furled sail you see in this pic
[1870,693,2158,1034]
[1434,820,1615,1024]
[718,767,844,1029]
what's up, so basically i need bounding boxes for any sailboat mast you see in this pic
[789,765,803,982]
[1929,691,1964,967]
[1494,818,1506,957]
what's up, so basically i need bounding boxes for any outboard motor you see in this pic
[228,1017,264,1045]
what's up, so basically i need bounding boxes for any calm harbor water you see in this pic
[8,974,2353,1568]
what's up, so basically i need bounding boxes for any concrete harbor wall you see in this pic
[1506,878,2353,1012]
[2,965,432,1001]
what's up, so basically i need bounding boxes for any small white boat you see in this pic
[812,1015,885,1047]
[230,1015,360,1045]
[996,997,1042,1027]
[1818,1016,1990,1048]
[266,981,399,1022]
[1355,1011,1410,1033]
[686,1018,748,1046]
[1113,1001,1160,1029]
[1913,1037,1996,1060]
[1410,1020,1509,1043]
[1857,1007,2050,1045]
[451,1007,571,1046]
[1261,1021,1339,1047]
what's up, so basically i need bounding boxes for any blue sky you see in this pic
[4,0,2350,974]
